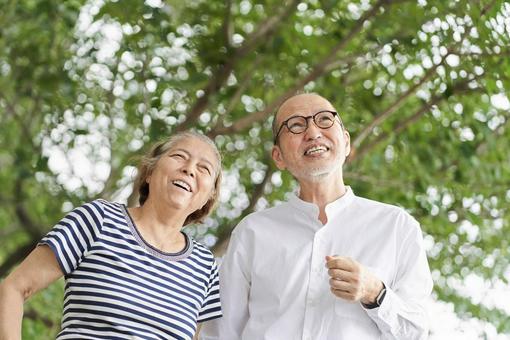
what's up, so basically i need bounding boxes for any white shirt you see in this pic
[201,187,433,340]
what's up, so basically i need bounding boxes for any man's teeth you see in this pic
[173,180,191,192]
[305,146,327,155]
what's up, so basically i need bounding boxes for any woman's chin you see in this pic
[166,198,200,214]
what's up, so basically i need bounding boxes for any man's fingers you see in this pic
[325,256,357,271]
[325,255,336,262]
[327,268,354,281]
[330,288,357,301]
[329,278,352,291]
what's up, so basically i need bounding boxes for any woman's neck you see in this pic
[128,202,187,253]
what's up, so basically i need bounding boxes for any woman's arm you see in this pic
[0,245,64,340]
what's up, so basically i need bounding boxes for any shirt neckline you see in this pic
[288,186,355,223]
[121,204,194,261]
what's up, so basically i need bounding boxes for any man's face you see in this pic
[271,94,350,182]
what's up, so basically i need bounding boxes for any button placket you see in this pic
[302,231,325,340]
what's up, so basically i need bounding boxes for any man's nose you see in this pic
[305,120,323,140]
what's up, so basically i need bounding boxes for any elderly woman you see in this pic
[0,131,223,339]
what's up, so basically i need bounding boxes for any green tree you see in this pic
[1,0,509,337]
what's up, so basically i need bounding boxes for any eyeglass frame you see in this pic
[273,110,343,143]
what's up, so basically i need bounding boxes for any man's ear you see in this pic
[271,145,286,170]
[343,130,351,157]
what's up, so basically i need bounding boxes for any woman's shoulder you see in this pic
[188,237,217,266]
[86,199,127,217]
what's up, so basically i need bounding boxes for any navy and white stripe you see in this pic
[40,199,221,340]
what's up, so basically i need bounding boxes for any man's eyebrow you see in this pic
[172,148,216,168]
[287,109,334,118]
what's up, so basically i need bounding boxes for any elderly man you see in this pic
[201,93,432,339]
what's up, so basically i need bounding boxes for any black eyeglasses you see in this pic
[274,110,341,143]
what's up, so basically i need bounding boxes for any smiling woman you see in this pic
[133,131,222,228]
[0,131,223,340]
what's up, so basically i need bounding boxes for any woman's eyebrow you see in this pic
[173,148,215,169]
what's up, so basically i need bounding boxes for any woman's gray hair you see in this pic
[132,130,222,226]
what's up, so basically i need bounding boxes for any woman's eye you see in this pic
[199,165,212,175]
[170,153,185,159]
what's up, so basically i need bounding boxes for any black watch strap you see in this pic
[361,282,386,309]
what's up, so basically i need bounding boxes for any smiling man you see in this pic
[201,93,433,340]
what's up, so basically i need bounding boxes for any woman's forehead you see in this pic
[168,136,220,166]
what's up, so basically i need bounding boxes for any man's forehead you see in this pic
[278,94,335,118]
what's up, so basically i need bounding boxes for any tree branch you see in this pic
[437,108,509,174]
[352,59,445,150]
[351,79,480,162]
[234,0,301,59]
[0,239,39,277]
[177,0,301,132]
[211,159,275,256]
[351,1,490,155]
[24,309,55,328]
[345,171,411,189]
[222,0,233,48]
[480,0,498,16]
[225,56,263,117]
[454,50,510,58]
[96,67,122,200]
[14,177,44,240]
[324,45,382,74]
[211,0,388,136]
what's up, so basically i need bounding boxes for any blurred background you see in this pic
[0,0,509,338]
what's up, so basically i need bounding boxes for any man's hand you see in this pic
[325,255,383,305]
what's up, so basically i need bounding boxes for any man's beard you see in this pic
[289,161,342,182]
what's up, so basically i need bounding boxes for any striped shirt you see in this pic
[40,199,222,340]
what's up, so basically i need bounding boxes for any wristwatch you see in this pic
[361,282,386,309]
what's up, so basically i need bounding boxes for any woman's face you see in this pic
[146,136,219,217]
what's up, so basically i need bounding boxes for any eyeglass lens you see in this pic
[287,111,336,133]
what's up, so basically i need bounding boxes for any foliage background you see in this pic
[0,0,509,338]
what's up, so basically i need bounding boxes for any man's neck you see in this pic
[298,176,347,225]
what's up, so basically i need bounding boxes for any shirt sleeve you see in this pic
[38,200,105,275]
[364,214,433,339]
[197,260,222,322]
[199,220,251,340]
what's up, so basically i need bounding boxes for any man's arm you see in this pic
[326,220,432,339]
[200,228,251,340]
[366,221,432,339]
[0,245,64,340]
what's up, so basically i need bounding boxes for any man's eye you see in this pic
[289,121,306,129]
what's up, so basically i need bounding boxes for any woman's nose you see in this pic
[181,163,195,177]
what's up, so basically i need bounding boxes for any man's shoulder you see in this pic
[244,201,290,220]
[353,195,416,222]
[352,193,401,210]
[234,202,292,232]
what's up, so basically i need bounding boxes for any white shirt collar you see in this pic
[288,186,355,223]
